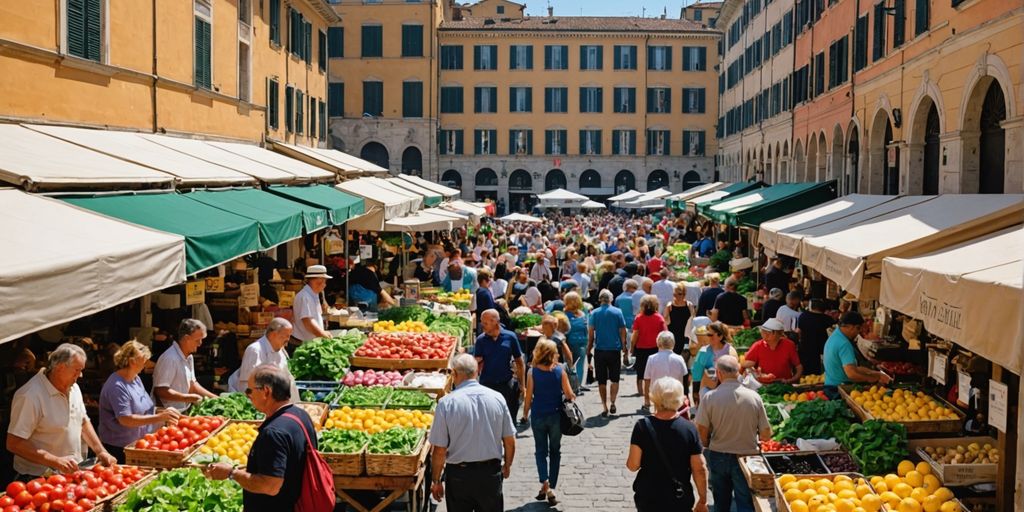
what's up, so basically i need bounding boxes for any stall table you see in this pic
[333,443,431,512]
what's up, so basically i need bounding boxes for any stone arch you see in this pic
[961,72,1010,194]
[401,146,422,176]
[805,135,818,182]
[545,169,567,191]
[647,169,669,190]
[579,169,602,189]
[816,132,828,182]
[782,141,790,182]
[360,141,390,170]
[869,108,897,194]
[683,170,702,190]
[441,169,462,189]
[831,125,844,190]
[792,139,804,183]
[615,170,636,193]
[475,168,498,188]
[908,94,943,195]
[847,120,861,194]
[959,53,1017,129]
[509,169,532,190]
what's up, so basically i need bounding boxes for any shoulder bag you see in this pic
[282,413,337,512]
[640,417,687,500]
[559,399,585,436]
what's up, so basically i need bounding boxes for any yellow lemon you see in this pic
[910,488,930,504]
[834,480,855,492]
[837,490,858,501]
[790,500,810,512]
[817,487,833,497]
[893,483,914,499]
[816,479,835,492]
[898,497,923,512]
[834,474,853,484]
[884,474,902,490]
[933,488,954,503]
[785,488,804,503]
[938,501,960,512]
[779,474,797,487]
[798,479,816,491]
[873,481,888,494]
[870,476,884,486]
[897,460,916,477]
[802,489,819,503]
[860,494,882,512]
[809,495,829,510]
[922,495,943,512]
[856,485,873,499]
[880,492,902,508]
[904,471,924,488]
[922,475,941,493]
[835,498,857,512]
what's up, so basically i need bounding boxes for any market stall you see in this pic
[758,194,905,257]
[337,179,422,232]
[619,188,673,209]
[581,200,605,209]
[664,182,729,210]
[384,177,444,207]
[205,140,336,183]
[607,189,643,203]
[395,174,461,201]
[698,181,838,229]
[536,188,588,209]
[269,141,389,177]
[685,181,767,214]
[498,213,543,223]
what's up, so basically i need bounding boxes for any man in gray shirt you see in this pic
[695,355,771,512]
[430,354,517,512]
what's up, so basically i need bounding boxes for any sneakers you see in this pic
[610,404,617,415]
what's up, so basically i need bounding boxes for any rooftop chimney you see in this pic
[547,5,553,16]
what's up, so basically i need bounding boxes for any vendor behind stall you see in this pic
[7,343,117,478]
[740,319,803,384]
[293,265,332,343]
[228,318,300,402]
[152,319,218,411]
[822,312,891,400]
[349,258,396,313]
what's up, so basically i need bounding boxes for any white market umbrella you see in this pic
[537,188,588,202]
[581,200,606,209]
[499,213,543,223]
[608,189,643,202]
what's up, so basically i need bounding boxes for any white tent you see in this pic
[622,188,673,208]
[537,188,588,208]
[443,200,487,217]
[665,182,728,202]
[0,189,187,344]
[396,174,461,199]
[141,134,298,184]
[879,226,1023,374]
[499,213,543,223]
[206,141,335,181]
[608,190,643,202]
[270,141,388,176]
[581,200,605,209]
[385,210,463,232]
[312,148,390,174]
[758,195,903,256]
[337,178,421,231]
[801,194,1024,298]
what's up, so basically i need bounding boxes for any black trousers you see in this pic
[445,460,504,512]
[482,378,520,421]
[103,442,127,464]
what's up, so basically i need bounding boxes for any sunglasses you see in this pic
[244,386,264,395]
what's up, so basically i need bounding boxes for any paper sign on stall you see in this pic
[278,290,295,307]
[957,370,972,406]
[988,379,1008,432]
[326,239,346,255]
[204,277,225,293]
[185,281,206,306]
[359,244,373,260]
[239,283,259,307]
[929,350,947,385]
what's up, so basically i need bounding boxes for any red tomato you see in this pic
[76,499,94,510]
[25,481,43,495]
[67,506,84,512]
[32,491,49,508]
[0,497,13,507]
[2,505,18,512]
[72,485,86,499]
[5,483,25,497]
[46,475,66,487]
[38,504,51,512]
[13,491,32,508]
[50,499,65,511]
[83,490,97,501]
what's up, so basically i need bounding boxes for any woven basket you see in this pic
[322,444,368,476]
[124,417,227,469]
[365,435,427,476]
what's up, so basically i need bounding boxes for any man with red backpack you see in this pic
[205,366,334,511]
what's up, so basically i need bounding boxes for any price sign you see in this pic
[204,276,225,293]
[929,350,947,385]
[957,370,972,406]
[988,379,1008,432]
[326,239,346,255]
[239,283,259,307]
[185,280,206,306]
[278,290,295,307]
[360,244,374,260]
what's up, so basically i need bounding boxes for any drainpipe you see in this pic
[151,0,159,133]
[850,0,860,193]
[643,34,650,183]
[431,0,438,182]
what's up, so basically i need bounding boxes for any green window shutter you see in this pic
[362,26,382,57]
[84,0,101,61]
[613,46,622,69]
[698,132,706,155]
[363,82,382,116]
[402,25,423,57]
[893,0,906,46]
[544,46,552,69]
[474,46,481,69]
[629,131,636,155]
[526,46,533,68]
[194,18,211,89]
[67,0,86,58]
[682,130,691,155]
[304,20,312,62]
[267,79,279,129]
[509,46,518,69]
[319,100,327,141]
[490,46,498,68]
[269,0,280,45]
[328,27,343,58]
[612,130,620,154]
[296,90,304,134]
[455,131,464,155]
[525,88,532,112]
[309,96,316,137]
[403,81,423,118]
[285,85,294,132]
[328,82,343,117]
[318,30,327,71]
[915,0,929,35]
[545,130,553,155]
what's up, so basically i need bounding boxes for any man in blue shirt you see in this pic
[474,309,526,422]
[615,279,640,335]
[588,290,628,416]
[822,312,891,400]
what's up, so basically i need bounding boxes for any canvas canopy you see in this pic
[184,189,328,249]
[142,135,297,184]
[665,182,729,209]
[443,200,488,217]
[621,188,673,209]
[386,177,443,207]
[687,181,766,213]
[0,189,186,344]
[759,195,904,256]
[499,213,543,223]
[396,174,460,199]
[880,226,1023,374]
[700,181,838,228]
[608,190,643,202]
[537,188,588,208]
[28,125,255,185]
[271,142,388,175]
[337,178,421,231]
[207,141,335,181]
[384,210,464,232]
[0,124,173,190]
[581,200,605,209]
[312,148,389,174]
[801,194,1024,299]
[266,185,365,225]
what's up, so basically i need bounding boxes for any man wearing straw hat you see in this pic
[290,265,331,348]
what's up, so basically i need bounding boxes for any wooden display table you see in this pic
[333,442,431,512]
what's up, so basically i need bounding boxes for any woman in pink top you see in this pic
[631,295,667,412]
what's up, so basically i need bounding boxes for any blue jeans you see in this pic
[569,342,587,380]
[531,413,563,488]
[706,449,754,512]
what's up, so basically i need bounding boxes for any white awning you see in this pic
[27,124,256,185]
[581,200,606,209]
[270,141,388,175]
[362,177,428,207]
[499,213,543,223]
[621,188,673,208]
[396,174,461,199]
[0,124,173,190]
[0,189,186,344]
[384,210,463,232]
[880,226,1023,374]
[337,178,421,231]
[311,148,389,174]
[206,141,335,181]
[608,190,643,202]
[537,188,589,202]
[758,195,903,256]
[801,194,1024,298]
[140,134,298,184]
[666,182,728,201]
[443,200,487,217]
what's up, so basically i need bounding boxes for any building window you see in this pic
[403,81,423,118]
[682,130,706,156]
[579,129,602,155]
[497,5,505,13]
[828,36,849,88]
[614,87,636,113]
[915,0,929,35]
[238,42,251,102]
[682,46,707,70]
[509,87,532,112]
[544,45,568,70]
[269,0,281,45]
[475,129,497,155]
[440,130,464,155]
[544,87,568,113]
[440,86,464,113]
[267,78,279,129]
[401,25,423,57]
[328,82,343,117]
[854,15,868,71]
[510,45,533,70]
[814,52,825,96]
[647,88,671,113]
[474,45,498,70]
[694,9,703,20]
[580,45,603,70]
[362,25,382,58]
[612,130,636,155]
[474,86,497,113]
[288,8,311,62]
[509,129,533,155]
[682,88,706,113]
[545,129,567,155]
[285,85,293,132]
[648,46,671,70]
[613,45,637,70]
[309,96,316,138]
[67,0,104,62]
[318,99,326,141]
[363,81,383,116]
[194,0,212,89]
[295,89,304,134]
[328,27,343,58]
[647,130,670,156]
[579,87,603,113]
[893,0,906,47]
[872,3,886,61]
[441,45,463,69]
[317,30,326,71]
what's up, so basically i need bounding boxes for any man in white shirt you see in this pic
[153,319,218,411]
[529,255,552,283]
[644,331,690,397]
[775,291,803,333]
[228,318,300,402]
[650,268,676,312]
[291,264,331,345]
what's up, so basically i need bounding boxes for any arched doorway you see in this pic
[682,171,702,190]
[614,170,635,193]
[923,105,941,194]
[793,140,804,183]
[647,169,668,190]
[868,110,895,194]
[509,169,534,212]
[979,82,1006,193]
[805,136,818,182]
[579,169,601,189]
[441,169,462,189]
[545,169,567,191]
[847,125,860,194]
[360,142,390,170]
[782,141,790,182]
[817,133,828,182]
[831,127,844,187]
[474,168,498,201]
[401,147,422,176]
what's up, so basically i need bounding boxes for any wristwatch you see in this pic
[228,468,238,481]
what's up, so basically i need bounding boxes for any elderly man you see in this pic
[291,264,331,345]
[588,290,628,416]
[153,319,217,411]
[205,366,327,511]
[741,319,803,384]
[644,331,690,401]
[823,312,891,400]
[7,344,117,478]
[474,309,526,422]
[529,253,552,283]
[775,291,803,336]
[710,277,749,327]
[650,268,675,313]
[430,354,517,512]
[228,318,300,402]
[695,356,771,512]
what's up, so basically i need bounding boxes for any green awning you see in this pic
[184,189,329,249]
[687,181,766,212]
[386,179,443,207]
[63,193,260,275]
[701,181,839,228]
[267,185,365,225]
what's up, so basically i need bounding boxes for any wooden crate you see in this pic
[365,435,428,477]
[838,385,965,434]
[124,417,227,468]
[295,401,329,428]
[740,455,775,496]
[397,371,451,396]
[101,469,160,511]
[350,341,456,371]
[908,436,999,486]
[322,443,368,476]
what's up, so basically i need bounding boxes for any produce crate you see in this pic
[124,417,227,469]
[384,389,438,411]
[773,473,868,512]
[349,340,457,371]
[817,450,861,473]
[838,385,965,434]
[763,453,829,475]
[321,443,368,476]
[335,386,394,409]
[296,401,329,428]
[102,469,160,512]
[398,371,451,396]
[908,436,999,486]
[740,455,775,496]
[365,434,429,477]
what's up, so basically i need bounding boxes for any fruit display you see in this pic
[367,427,425,455]
[848,387,960,422]
[198,422,257,465]
[337,386,393,408]
[295,402,327,427]
[777,474,885,512]
[342,369,407,387]
[378,306,436,324]
[289,329,367,381]
[783,390,830,402]
[774,400,855,442]
[373,320,429,333]
[878,361,923,376]
[187,393,262,420]
[760,440,798,452]
[866,460,960,512]
[3,465,150,512]
[428,314,472,342]
[838,420,908,477]
[766,454,827,474]
[434,290,472,308]
[922,442,999,465]
[116,468,242,512]
[319,429,370,454]
[132,416,223,452]
[760,383,798,404]
[385,389,435,409]
[325,406,433,433]
[798,374,825,386]
[354,332,456,360]
[819,452,860,473]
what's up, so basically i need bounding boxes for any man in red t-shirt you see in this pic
[741,318,803,383]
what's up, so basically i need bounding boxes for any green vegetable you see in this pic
[736,276,757,295]
[187,393,263,420]
[368,427,424,455]
[386,389,435,409]
[429,314,471,342]
[765,405,785,429]
[709,249,733,273]
[511,314,544,331]
[379,306,436,324]
[116,468,242,512]
[758,383,797,404]
[289,329,367,381]
[319,429,370,454]
[338,385,393,407]
[839,420,908,476]
[301,390,315,402]
[773,399,856,442]
[732,328,761,349]
[323,386,344,405]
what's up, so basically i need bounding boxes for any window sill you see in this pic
[59,54,117,77]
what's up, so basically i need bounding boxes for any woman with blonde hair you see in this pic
[99,341,180,462]
[563,292,590,382]
[690,321,738,409]
[630,294,667,412]
[521,339,577,505]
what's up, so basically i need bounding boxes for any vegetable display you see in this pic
[922,441,1000,465]
[838,419,907,476]
[3,465,149,512]
[782,390,830,402]
[760,440,798,452]
[777,474,883,512]
[766,455,827,474]
[373,320,429,333]
[326,407,433,432]
[386,389,435,409]
[665,243,691,265]
[732,328,761,349]
[187,393,263,420]
[758,383,797,404]
[708,249,732,273]
[133,416,223,452]
[773,400,855,442]
[367,427,425,455]
[511,314,544,331]
[289,329,367,381]
[847,386,959,421]
[319,429,370,454]
[116,468,242,512]
[736,276,757,295]
[379,306,436,324]
[428,314,471,342]
[337,386,393,408]
[354,332,456,360]
[198,422,257,465]
[343,369,406,387]
[765,405,786,429]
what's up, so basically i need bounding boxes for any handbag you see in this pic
[559,399,585,436]
[565,365,581,395]
[282,413,337,512]
[641,418,687,500]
